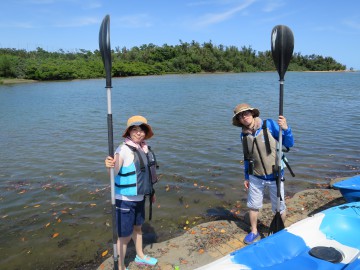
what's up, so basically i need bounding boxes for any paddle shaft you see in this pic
[107,87,118,270]
[271,24,294,206]
[269,25,293,234]
[99,15,118,270]
[107,90,114,157]
[276,80,284,210]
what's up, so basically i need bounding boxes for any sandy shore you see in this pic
[97,177,349,270]
[0,78,38,84]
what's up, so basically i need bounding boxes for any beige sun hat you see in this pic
[122,115,154,140]
[232,103,260,127]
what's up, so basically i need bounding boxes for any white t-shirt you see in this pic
[116,143,134,167]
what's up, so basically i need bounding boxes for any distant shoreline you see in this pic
[1,70,358,85]
[1,78,38,85]
[302,69,357,73]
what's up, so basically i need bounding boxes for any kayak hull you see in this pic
[196,202,360,270]
[333,175,360,202]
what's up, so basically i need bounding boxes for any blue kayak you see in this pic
[333,175,360,202]
[196,202,360,270]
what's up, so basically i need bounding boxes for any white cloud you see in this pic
[82,1,102,9]
[0,21,34,29]
[26,0,55,4]
[54,17,100,28]
[312,26,337,32]
[116,15,153,28]
[194,0,256,28]
[187,1,213,7]
[262,0,285,12]
[343,19,360,30]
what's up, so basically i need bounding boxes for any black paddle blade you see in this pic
[99,15,112,88]
[271,25,294,80]
[268,211,285,235]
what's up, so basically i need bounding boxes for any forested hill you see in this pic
[0,41,347,81]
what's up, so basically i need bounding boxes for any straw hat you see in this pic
[122,115,154,140]
[232,103,260,127]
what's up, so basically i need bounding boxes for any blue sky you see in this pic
[1,0,360,70]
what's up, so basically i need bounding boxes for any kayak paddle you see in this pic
[99,15,118,270]
[268,25,294,235]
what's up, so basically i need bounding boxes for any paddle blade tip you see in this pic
[268,212,285,235]
[99,15,112,84]
[271,25,294,80]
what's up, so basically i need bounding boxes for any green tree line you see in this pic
[0,40,346,81]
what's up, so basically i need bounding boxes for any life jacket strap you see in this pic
[282,155,295,177]
[115,183,136,188]
[125,144,146,172]
[262,120,272,155]
[118,171,136,177]
[147,189,155,221]
[148,146,159,169]
[254,137,269,175]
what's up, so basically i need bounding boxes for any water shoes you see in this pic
[244,232,260,244]
[135,255,158,266]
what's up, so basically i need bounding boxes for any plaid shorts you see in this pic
[247,175,286,213]
[115,199,145,237]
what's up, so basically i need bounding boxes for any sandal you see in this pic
[135,255,158,266]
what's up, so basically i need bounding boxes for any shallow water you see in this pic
[0,72,359,269]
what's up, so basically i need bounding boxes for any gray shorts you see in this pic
[247,175,286,213]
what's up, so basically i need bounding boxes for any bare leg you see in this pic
[281,210,287,223]
[118,236,131,270]
[249,209,259,234]
[132,225,144,258]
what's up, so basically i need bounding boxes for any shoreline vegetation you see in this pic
[0,41,353,84]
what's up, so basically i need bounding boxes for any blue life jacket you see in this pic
[115,144,158,196]
[115,144,159,220]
